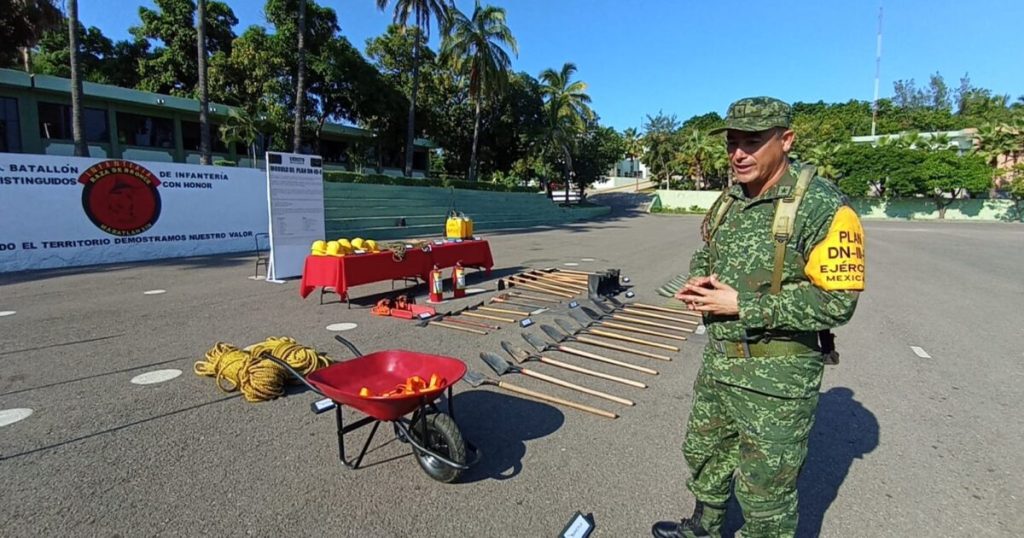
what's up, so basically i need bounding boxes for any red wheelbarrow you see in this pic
[259,336,479,483]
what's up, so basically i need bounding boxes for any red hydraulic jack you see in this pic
[428,265,444,304]
[452,262,466,299]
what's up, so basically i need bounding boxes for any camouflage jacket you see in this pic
[688,165,862,398]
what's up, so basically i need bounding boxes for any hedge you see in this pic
[323,170,538,193]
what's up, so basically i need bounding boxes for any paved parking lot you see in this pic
[1,202,1021,537]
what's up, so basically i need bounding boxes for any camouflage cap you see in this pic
[709,96,792,135]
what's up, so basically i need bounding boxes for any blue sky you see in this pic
[81,0,1024,131]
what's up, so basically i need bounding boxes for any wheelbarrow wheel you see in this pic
[409,413,466,483]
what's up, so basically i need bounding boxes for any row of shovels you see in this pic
[495,268,594,299]
[464,299,703,419]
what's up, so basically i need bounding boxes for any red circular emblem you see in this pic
[78,160,162,236]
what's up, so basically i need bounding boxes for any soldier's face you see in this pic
[726,128,794,184]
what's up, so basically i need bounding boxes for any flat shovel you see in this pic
[481,352,634,407]
[554,317,679,353]
[585,304,693,333]
[462,371,617,419]
[501,340,646,389]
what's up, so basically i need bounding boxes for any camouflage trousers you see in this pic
[683,369,819,538]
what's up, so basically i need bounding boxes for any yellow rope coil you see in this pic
[194,337,333,402]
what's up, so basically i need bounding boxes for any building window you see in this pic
[37,102,109,143]
[182,120,229,153]
[0,96,21,152]
[117,112,174,148]
[320,138,349,165]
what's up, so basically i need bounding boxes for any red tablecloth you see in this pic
[299,240,494,300]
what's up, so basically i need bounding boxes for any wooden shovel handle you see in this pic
[538,356,647,388]
[600,321,687,342]
[542,273,588,283]
[633,302,703,318]
[574,335,673,361]
[480,305,529,316]
[508,292,561,304]
[496,380,618,419]
[558,345,659,375]
[429,321,487,335]
[507,279,575,298]
[622,308,699,325]
[587,328,680,352]
[522,368,635,406]
[524,272,588,291]
[551,268,595,276]
[463,311,516,323]
[613,314,694,333]
[511,276,579,295]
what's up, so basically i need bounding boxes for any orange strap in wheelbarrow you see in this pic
[359,373,447,398]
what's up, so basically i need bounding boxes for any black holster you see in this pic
[819,330,839,365]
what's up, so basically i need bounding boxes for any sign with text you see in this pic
[265,152,324,280]
[0,153,267,273]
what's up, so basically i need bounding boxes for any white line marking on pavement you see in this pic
[910,346,931,358]
[143,289,167,295]
[0,408,34,427]
[326,323,358,332]
[0,311,15,317]
[130,369,183,385]
[580,258,595,262]
[563,262,580,267]
[465,288,487,295]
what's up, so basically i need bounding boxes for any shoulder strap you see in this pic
[701,190,735,242]
[770,165,816,294]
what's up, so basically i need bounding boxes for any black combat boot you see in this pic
[651,501,715,538]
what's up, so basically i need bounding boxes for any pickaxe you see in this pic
[509,274,581,295]
[463,370,617,419]
[522,331,658,376]
[498,276,575,298]
[549,319,674,360]
[491,294,550,313]
[480,352,634,407]
[486,297,548,316]
[501,340,647,389]
[519,271,588,293]
[569,308,686,342]
[461,301,518,323]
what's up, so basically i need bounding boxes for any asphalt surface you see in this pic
[1,196,1021,537]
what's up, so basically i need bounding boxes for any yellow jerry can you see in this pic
[445,212,474,239]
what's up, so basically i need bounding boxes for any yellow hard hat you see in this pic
[325,241,341,256]
[365,239,378,252]
[352,238,365,251]
[311,240,326,255]
[338,238,351,249]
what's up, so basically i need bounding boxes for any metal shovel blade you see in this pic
[481,352,519,376]
[501,340,534,363]
[569,307,596,327]
[541,324,571,343]
[555,317,583,336]
[463,370,488,387]
[589,300,615,314]
[580,306,604,320]
[522,331,552,353]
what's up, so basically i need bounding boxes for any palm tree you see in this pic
[678,128,718,189]
[539,62,594,187]
[219,108,262,167]
[292,0,307,153]
[440,1,517,182]
[377,0,453,177]
[804,142,841,180]
[197,0,211,164]
[622,127,642,184]
[67,0,87,157]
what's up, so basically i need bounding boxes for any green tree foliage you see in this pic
[33,20,149,88]
[572,125,624,188]
[0,0,62,70]
[131,0,237,96]
[440,1,517,181]
[539,62,595,184]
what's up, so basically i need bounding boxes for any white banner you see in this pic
[265,152,324,281]
[0,153,268,273]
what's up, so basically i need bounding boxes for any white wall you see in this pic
[0,153,269,272]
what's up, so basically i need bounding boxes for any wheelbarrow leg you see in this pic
[335,406,381,470]
[446,386,455,420]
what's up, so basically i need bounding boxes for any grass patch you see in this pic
[650,205,707,215]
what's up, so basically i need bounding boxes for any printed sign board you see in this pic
[264,152,325,281]
[0,153,267,273]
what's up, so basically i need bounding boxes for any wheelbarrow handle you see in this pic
[334,335,364,357]
[257,351,326,398]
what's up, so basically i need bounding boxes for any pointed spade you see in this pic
[556,317,680,352]
[465,367,618,419]
[501,340,646,388]
[522,331,657,375]
[479,352,634,406]
[543,323,673,361]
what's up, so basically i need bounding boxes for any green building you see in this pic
[0,68,430,173]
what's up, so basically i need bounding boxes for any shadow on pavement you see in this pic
[451,389,565,483]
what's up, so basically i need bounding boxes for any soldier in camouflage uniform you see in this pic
[652,97,865,538]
